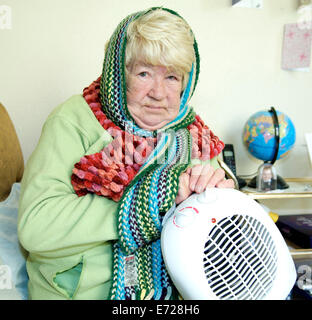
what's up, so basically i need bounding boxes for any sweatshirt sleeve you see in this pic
[18,115,119,258]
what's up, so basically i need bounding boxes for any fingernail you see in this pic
[207,184,213,188]
[196,186,203,193]
[190,183,195,191]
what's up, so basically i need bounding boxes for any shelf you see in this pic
[241,178,312,199]
[290,248,312,259]
[242,179,312,266]
[286,239,312,259]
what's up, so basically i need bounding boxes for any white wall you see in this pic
[1,0,312,211]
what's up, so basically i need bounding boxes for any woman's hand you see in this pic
[175,164,235,204]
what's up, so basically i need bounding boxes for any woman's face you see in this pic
[126,62,182,131]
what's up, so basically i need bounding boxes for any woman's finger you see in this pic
[175,172,191,204]
[206,168,225,188]
[189,164,204,192]
[193,164,215,193]
[216,178,235,189]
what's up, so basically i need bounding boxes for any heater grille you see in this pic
[203,214,277,300]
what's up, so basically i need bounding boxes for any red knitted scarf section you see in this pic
[71,77,224,201]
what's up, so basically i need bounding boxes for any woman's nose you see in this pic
[149,78,166,100]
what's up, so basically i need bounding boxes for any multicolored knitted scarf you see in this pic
[71,7,224,300]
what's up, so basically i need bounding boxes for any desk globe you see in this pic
[243,107,296,189]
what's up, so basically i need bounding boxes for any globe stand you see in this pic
[247,107,289,190]
[247,173,289,189]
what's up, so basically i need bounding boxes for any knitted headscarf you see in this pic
[71,7,224,300]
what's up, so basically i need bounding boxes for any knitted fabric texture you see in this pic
[71,7,224,300]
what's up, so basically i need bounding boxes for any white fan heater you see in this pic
[161,188,296,300]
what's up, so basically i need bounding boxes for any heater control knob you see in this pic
[173,209,196,228]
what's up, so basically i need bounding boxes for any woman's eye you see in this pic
[167,75,179,81]
[138,71,148,77]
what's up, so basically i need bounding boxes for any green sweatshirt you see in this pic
[18,94,220,300]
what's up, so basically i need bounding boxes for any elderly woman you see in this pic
[18,7,234,300]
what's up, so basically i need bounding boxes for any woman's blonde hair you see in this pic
[125,9,196,90]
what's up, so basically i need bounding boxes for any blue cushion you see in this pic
[0,183,28,300]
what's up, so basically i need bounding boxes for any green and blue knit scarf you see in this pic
[101,7,200,300]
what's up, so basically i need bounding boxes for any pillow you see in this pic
[0,183,28,300]
[0,102,24,201]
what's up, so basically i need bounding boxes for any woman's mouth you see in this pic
[145,105,165,111]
